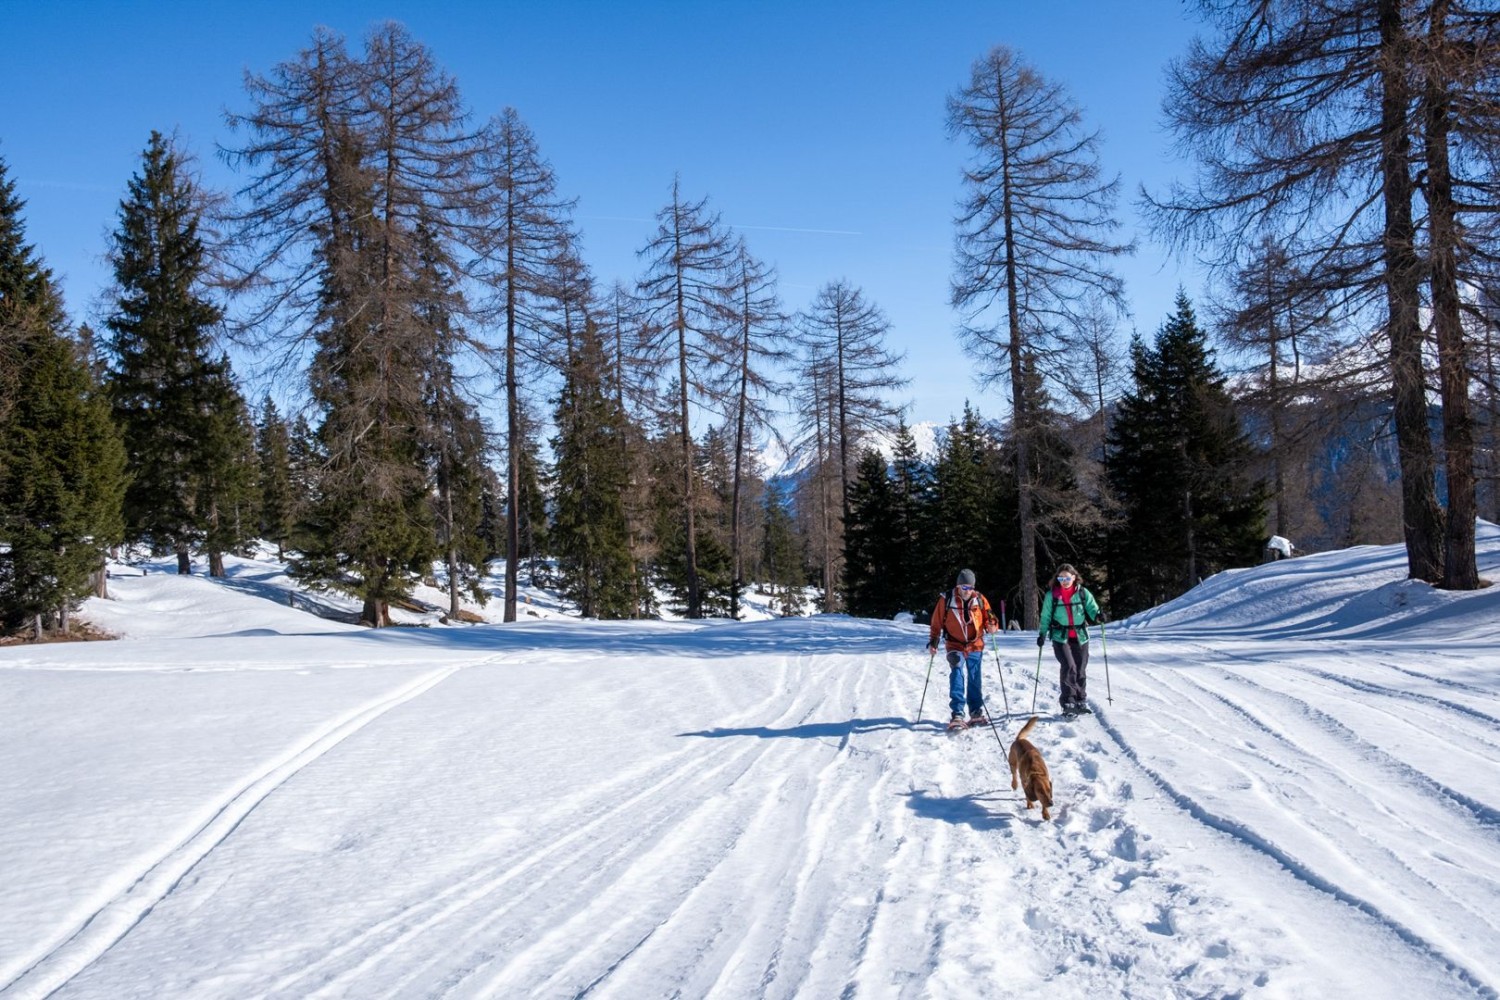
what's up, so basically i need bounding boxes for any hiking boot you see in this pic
[1075,704,1094,715]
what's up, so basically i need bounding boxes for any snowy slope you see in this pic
[2,530,1499,998]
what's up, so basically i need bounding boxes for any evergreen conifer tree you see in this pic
[256,398,294,558]
[1106,293,1267,613]
[0,334,128,636]
[927,405,999,596]
[0,159,126,634]
[551,319,639,619]
[889,419,937,616]
[104,131,249,576]
[761,485,805,617]
[843,448,900,618]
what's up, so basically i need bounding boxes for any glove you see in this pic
[925,643,937,655]
[1036,635,1046,648]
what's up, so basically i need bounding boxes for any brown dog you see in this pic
[1008,716,1054,820]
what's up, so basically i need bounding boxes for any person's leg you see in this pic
[1075,640,1090,705]
[1053,640,1082,708]
[947,651,965,718]
[966,650,985,716]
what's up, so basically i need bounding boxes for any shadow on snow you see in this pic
[902,787,1016,831]
[677,716,934,740]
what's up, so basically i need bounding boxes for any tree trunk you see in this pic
[677,284,701,619]
[730,342,750,621]
[504,199,520,624]
[1423,0,1479,590]
[996,75,1040,628]
[176,548,191,575]
[1379,0,1445,583]
[1267,255,1287,538]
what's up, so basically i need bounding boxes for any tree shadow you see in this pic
[902,787,1016,831]
[679,716,939,740]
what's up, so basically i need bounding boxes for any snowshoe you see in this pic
[968,712,990,728]
[946,714,968,733]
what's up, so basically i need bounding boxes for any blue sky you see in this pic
[3,0,1206,430]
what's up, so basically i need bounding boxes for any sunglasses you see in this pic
[1057,575,1074,582]
[958,584,974,591]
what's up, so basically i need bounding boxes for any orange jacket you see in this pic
[929,588,995,653]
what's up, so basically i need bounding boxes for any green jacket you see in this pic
[1038,585,1101,644]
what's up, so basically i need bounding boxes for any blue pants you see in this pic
[947,650,985,717]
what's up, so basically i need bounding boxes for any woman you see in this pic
[1036,564,1102,716]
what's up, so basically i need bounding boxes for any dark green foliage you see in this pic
[888,420,937,615]
[284,414,323,554]
[0,333,127,633]
[256,399,295,557]
[104,132,252,574]
[760,484,805,616]
[512,406,550,586]
[200,391,259,573]
[926,404,1001,597]
[551,320,641,619]
[1106,293,1268,613]
[0,157,128,634]
[843,448,900,618]
[988,359,1107,614]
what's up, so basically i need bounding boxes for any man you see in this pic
[927,568,998,730]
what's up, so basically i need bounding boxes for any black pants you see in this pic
[1052,638,1089,706]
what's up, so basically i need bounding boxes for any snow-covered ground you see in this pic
[3,528,1499,998]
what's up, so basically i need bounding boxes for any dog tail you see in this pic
[1017,716,1038,741]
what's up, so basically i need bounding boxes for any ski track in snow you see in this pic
[5,536,1500,999]
[0,665,464,1000]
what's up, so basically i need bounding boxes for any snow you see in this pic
[1265,535,1294,558]
[3,529,1500,998]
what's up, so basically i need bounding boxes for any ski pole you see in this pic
[1100,617,1113,705]
[1031,640,1044,714]
[990,642,1011,721]
[917,649,937,723]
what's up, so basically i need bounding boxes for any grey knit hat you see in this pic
[956,568,976,587]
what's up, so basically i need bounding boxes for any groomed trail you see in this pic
[2,533,1499,998]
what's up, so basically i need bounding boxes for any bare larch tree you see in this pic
[948,44,1132,627]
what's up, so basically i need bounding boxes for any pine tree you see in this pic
[636,179,736,618]
[226,25,485,625]
[256,398,294,558]
[761,485,805,616]
[473,106,578,621]
[1106,293,1267,613]
[843,448,900,618]
[200,387,259,575]
[797,280,908,526]
[989,356,1103,611]
[1150,0,1448,583]
[948,46,1133,628]
[889,419,936,615]
[0,159,126,635]
[927,405,998,593]
[551,319,640,618]
[718,238,792,619]
[104,132,246,574]
[0,334,128,636]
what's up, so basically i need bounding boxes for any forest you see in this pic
[2,2,1498,640]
